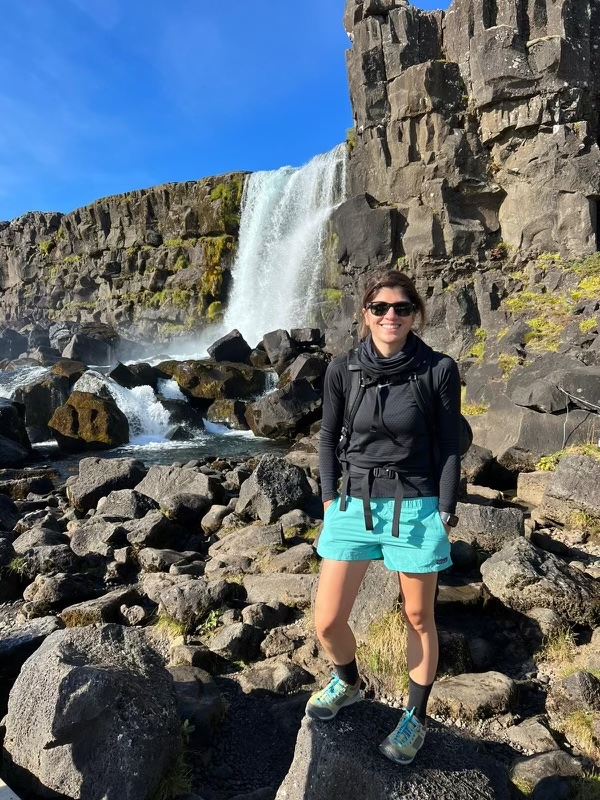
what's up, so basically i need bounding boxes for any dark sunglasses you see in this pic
[366,301,416,317]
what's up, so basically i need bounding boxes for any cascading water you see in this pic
[223,143,347,346]
[72,371,174,443]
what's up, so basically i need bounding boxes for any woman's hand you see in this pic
[440,515,451,536]
[323,498,335,513]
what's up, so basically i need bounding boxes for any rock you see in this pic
[0,435,29,467]
[161,492,212,526]
[201,504,230,535]
[0,617,63,712]
[546,671,600,718]
[480,538,600,626]
[504,717,560,754]
[438,628,473,676]
[331,194,397,273]
[66,457,147,512]
[237,657,313,696]
[49,390,129,451]
[453,502,525,553]
[135,464,221,506]
[167,359,265,401]
[123,511,189,549]
[517,471,552,508]
[278,354,327,391]
[208,522,284,560]
[275,704,510,800]
[529,529,570,557]
[261,330,298,373]
[449,540,479,572]
[208,622,264,661]
[264,543,316,574]
[243,574,316,607]
[22,544,80,578]
[159,578,238,630]
[21,573,104,617]
[520,608,566,648]
[349,561,400,638]
[69,516,127,557]
[62,332,115,365]
[167,665,224,747]
[0,328,27,359]
[236,455,313,523]
[207,329,252,364]
[460,444,494,485]
[13,372,70,442]
[0,398,31,452]
[96,489,158,519]
[510,751,582,794]
[429,671,516,720]
[260,626,305,659]
[241,603,289,631]
[12,527,68,553]
[245,380,322,439]
[138,547,201,573]
[169,643,215,671]
[539,455,600,524]
[0,494,21,533]
[3,625,180,800]
[206,399,249,430]
[60,587,140,627]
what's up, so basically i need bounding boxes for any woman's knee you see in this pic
[314,611,348,641]
[403,605,435,633]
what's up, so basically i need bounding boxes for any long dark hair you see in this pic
[359,270,426,338]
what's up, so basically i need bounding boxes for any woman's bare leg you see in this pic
[398,571,439,686]
[314,559,371,670]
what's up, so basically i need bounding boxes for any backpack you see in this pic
[338,349,473,460]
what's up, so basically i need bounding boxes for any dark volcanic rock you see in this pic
[66,457,147,512]
[236,455,313,523]
[49,391,129,451]
[245,379,322,439]
[208,329,252,364]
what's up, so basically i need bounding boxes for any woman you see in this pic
[306,269,461,765]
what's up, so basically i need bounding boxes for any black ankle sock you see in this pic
[335,658,359,686]
[407,677,434,723]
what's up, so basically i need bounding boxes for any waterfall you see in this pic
[223,143,347,347]
[72,371,174,443]
[0,366,50,399]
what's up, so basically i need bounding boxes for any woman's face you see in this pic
[361,286,416,356]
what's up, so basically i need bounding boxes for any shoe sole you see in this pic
[379,737,424,765]
[305,692,362,720]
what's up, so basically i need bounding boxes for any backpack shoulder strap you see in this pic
[337,349,366,457]
[409,352,437,436]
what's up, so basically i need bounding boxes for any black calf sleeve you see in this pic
[407,677,434,723]
[335,658,359,686]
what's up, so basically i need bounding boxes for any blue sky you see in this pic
[1,0,449,221]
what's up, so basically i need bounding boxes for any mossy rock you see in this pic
[48,391,129,452]
[170,360,266,401]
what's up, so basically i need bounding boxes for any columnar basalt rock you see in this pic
[340,0,600,269]
[0,173,246,339]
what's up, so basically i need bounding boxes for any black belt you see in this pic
[339,464,404,537]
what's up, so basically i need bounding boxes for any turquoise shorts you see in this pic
[316,495,452,574]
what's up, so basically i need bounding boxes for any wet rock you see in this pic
[49,390,129,451]
[207,329,252,364]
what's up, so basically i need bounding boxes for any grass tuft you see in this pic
[357,610,408,696]
[154,611,187,639]
[537,627,576,665]
[151,750,192,800]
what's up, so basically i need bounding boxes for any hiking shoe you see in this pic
[305,673,362,720]
[379,707,426,765]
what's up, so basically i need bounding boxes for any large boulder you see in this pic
[207,329,252,364]
[135,464,221,507]
[3,625,180,800]
[261,329,299,373]
[13,372,70,442]
[538,454,600,524]
[245,379,322,439]
[236,455,313,522]
[165,359,265,401]
[480,538,600,626]
[275,703,509,800]
[62,331,116,365]
[49,391,129,451]
[0,397,31,451]
[66,457,147,512]
[453,502,525,553]
[0,328,27,359]
[0,435,29,467]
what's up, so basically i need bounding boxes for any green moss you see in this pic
[63,255,81,265]
[173,255,188,272]
[496,326,510,341]
[322,288,342,303]
[524,317,563,352]
[497,354,520,378]
[39,240,54,256]
[200,264,223,300]
[580,317,598,334]
[201,235,234,267]
[346,127,356,152]
[49,264,62,280]
[536,444,600,472]
[55,225,65,242]
[206,301,223,320]
[165,237,185,248]
[210,175,244,232]
[574,275,600,301]
[468,328,487,362]
[151,288,193,308]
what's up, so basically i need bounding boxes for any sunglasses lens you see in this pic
[368,302,414,316]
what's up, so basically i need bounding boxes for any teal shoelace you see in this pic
[318,674,344,702]
[392,708,420,744]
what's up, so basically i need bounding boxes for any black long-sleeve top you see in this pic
[318,348,461,514]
